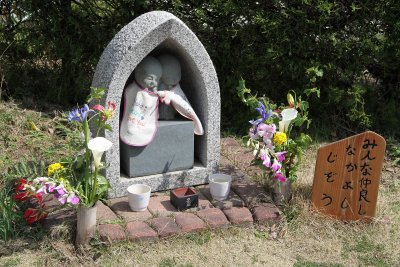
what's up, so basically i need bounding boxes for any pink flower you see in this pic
[257,123,268,137]
[273,171,286,182]
[276,151,287,163]
[67,193,80,205]
[257,123,276,138]
[260,149,266,161]
[262,152,272,168]
[45,182,56,193]
[35,177,48,183]
[54,184,65,196]
[92,104,105,112]
[263,132,274,140]
[36,186,47,195]
[249,127,258,139]
[263,137,275,150]
[271,159,281,172]
[57,194,68,205]
[264,123,276,133]
[93,102,116,121]
[107,101,116,112]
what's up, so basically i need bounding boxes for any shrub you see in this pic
[0,1,399,137]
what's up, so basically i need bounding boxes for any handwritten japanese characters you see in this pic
[311,131,386,221]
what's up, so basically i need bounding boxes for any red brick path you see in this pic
[44,138,281,243]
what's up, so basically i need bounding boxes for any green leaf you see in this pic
[87,87,107,103]
[304,88,320,98]
[97,174,109,185]
[104,124,113,132]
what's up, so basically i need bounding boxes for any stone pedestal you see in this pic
[158,103,176,120]
[120,119,194,177]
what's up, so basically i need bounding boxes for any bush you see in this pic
[1,1,399,137]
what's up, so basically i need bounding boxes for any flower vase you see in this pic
[272,179,292,206]
[209,173,232,201]
[76,205,97,246]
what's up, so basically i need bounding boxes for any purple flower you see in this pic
[35,177,49,183]
[36,186,47,195]
[261,151,272,168]
[249,102,273,126]
[45,182,56,193]
[271,159,281,172]
[257,123,268,137]
[249,127,258,139]
[273,171,286,182]
[58,194,67,205]
[67,193,80,205]
[276,151,287,163]
[54,184,65,196]
[264,124,276,133]
[263,138,275,150]
[260,149,267,161]
[67,104,92,123]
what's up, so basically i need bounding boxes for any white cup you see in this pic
[209,173,232,201]
[127,184,151,212]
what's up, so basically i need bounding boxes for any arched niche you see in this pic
[91,11,220,198]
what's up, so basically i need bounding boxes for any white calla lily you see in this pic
[88,137,113,168]
[279,108,298,133]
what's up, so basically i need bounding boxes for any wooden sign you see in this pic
[311,131,386,220]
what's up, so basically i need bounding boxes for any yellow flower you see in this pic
[273,132,287,146]
[47,163,64,177]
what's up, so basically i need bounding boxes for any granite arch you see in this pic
[91,11,220,198]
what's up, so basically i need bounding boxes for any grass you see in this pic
[1,100,400,266]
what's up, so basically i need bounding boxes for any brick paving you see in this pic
[45,138,282,243]
[223,207,254,225]
[109,197,153,222]
[126,221,158,241]
[175,213,206,233]
[197,208,230,229]
[98,224,126,242]
[147,195,178,217]
[148,217,181,238]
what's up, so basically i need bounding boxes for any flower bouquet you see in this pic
[14,87,115,245]
[238,81,318,204]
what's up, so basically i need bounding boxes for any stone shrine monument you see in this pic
[91,11,220,198]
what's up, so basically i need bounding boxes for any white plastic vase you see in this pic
[209,173,232,201]
[127,184,151,211]
[75,205,97,247]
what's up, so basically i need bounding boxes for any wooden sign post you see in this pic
[311,131,386,220]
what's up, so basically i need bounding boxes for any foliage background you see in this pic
[1,0,399,137]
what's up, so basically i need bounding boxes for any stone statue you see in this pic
[120,56,162,146]
[157,54,180,120]
[120,54,204,147]
[156,54,204,135]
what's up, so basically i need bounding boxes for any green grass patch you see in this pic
[294,261,344,267]
[254,229,268,239]
[184,231,212,245]
[0,257,21,267]
[158,257,193,267]
[345,235,391,267]
[390,201,400,213]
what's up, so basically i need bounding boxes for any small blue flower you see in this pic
[249,102,273,126]
[67,104,92,123]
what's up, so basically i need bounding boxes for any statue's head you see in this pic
[134,56,163,89]
[158,54,181,86]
